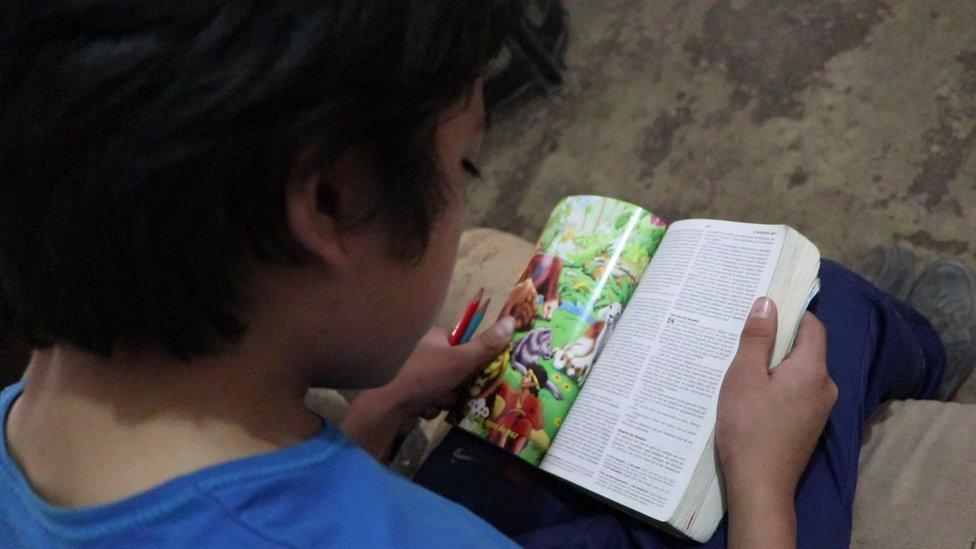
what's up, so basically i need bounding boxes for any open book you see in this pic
[454,196,820,542]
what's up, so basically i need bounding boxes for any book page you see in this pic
[540,219,785,520]
[454,196,668,466]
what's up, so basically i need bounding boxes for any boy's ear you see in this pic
[285,171,349,270]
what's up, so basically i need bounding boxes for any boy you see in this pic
[1,2,970,547]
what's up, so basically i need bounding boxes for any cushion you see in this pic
[852,401,976,548]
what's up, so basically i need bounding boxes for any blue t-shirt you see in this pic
[0,382,515,547]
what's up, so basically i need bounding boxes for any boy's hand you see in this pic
[342,317,515,460]
[387,317,516,419]
[717,298,837,548]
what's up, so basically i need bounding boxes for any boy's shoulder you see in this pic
[193,423,515,547]
[0,383,512,547]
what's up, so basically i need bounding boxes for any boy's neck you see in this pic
[4,342,322,508]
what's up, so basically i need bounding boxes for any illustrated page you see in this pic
[456,196,667,466]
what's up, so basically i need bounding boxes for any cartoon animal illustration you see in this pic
[499,252,564,328]
[486,330,564,455]
[500,279,538,331]
[466,344,511,401]
[585,255,638,287]
[553,302,623,384]
[509,328,559,395]
[521,252,563,320]
[452,342,511,426]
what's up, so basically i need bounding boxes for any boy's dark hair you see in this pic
[0,1,514,359]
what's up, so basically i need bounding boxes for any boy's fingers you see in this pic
[786,312,827,365]
[775,313,829,385]
[429,327,452,341]
[453,316,516,374]
[435,393,457,409]
[728,298,778,380]
[419,406,441,420]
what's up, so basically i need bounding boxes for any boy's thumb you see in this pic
[456,316,516,371]
[729,297,778,380]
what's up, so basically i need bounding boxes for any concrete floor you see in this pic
[469,0,976,272]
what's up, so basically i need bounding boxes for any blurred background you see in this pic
[473,0,976,272]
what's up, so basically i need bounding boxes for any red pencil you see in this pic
[449,287,484,346]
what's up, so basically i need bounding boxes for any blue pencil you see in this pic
[460,298,490,344]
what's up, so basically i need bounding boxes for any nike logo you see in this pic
[452,447,477,462]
